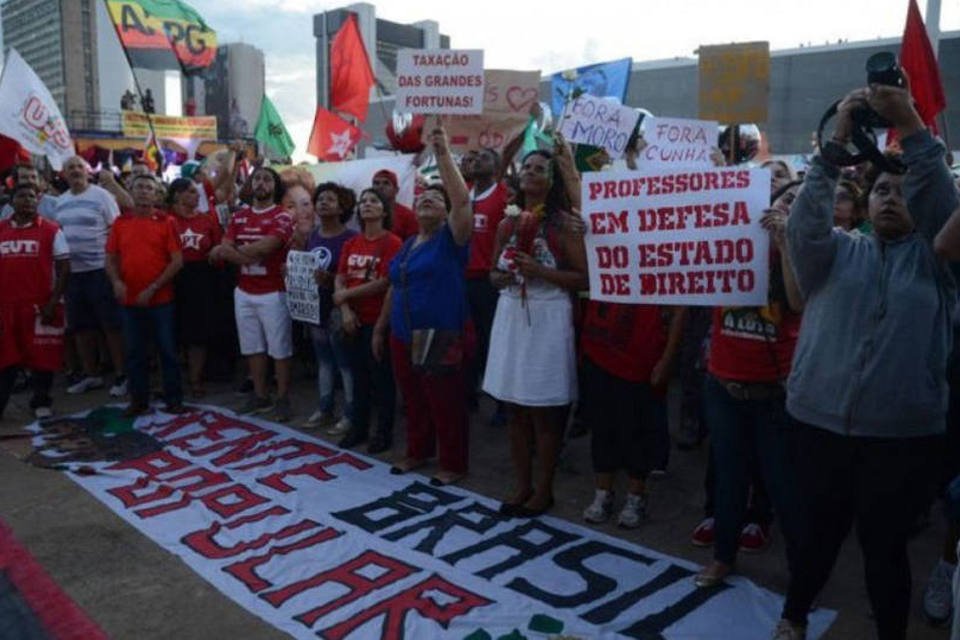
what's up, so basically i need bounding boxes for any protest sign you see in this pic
[0,49,73,169]
[558,94,640,158]
[284,251,321,324]
[637,116,718,169]
[440,69,540,153]
[582,167,771,306]
[121,111,218,139]
[32,406,837,639]
[699,42,770,124]
[396,49,484,114]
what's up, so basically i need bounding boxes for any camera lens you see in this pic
[865,51,897,74]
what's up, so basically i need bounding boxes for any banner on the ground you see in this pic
[106,0,217,71]
[637,117,718,169]
[698,42,770,124]
[284,251,321,324]
[30,406,835,639]
[440,69,540,153]
[582,167,771,306]
[396,49,484,114]
[121,111,217,139]
[0,49,73,170]
[558,94,641,158]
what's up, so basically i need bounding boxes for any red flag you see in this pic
[329,13,376,122]
[901,0,945,129]
[307,107,363,161]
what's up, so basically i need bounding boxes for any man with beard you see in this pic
[210,167,295,421]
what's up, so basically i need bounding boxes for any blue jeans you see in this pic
[121,304,181,406]
[704,375,798,566]
[310,324,353,417]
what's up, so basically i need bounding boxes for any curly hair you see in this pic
[514,149,572,225]
[314,182,356,224]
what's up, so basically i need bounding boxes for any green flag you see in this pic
[254,96,295,159]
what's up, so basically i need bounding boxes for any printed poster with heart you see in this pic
[435,69,541,154]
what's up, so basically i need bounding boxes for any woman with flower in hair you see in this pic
[483,136,587,517]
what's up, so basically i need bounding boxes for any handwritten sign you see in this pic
[558,94,640,158]
[582,167,771,306]
[637,117,718,169]
[440,69,540,153]
[698,41,770,124]
[284,250,320,324]
[396,49,484,114]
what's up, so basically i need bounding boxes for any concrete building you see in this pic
[540,33,960,155]
[1,0,101,127]
[203,42,265,140]
[313,3,449,152]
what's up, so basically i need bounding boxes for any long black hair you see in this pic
[252,166,286,204]
[514,149,572,223]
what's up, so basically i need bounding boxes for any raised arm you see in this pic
[428,121,472,245]
[786,159,838,298]
[554,132,581,212]
[934,205,960,260]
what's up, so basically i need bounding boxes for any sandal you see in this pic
[498,488,534,516]
[694,562,732,588]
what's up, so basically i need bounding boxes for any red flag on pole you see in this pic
[329,13,376,122]
[307,107,364,161]
[143,131,162,174]
[901,0,945,129]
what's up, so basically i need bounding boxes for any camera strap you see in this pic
[817,100,906,174]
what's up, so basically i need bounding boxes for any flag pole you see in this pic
[100,0,160,165]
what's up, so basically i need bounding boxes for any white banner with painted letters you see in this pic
[583,167,771,306]
[558,94,641,158]
[28,406,834,639]
[637,117,718,169]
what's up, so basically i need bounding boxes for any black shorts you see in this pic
[66,269,121,332]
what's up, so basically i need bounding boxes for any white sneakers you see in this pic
[326,417,351,437]
[67,375,127,397]
[108,376,127,398]
[67,376,104,394]
[583,489,614,523]
[618,493,647,529]
[34,406,52,419]
[583,490,647,529]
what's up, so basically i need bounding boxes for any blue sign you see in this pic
[550,57,633,117]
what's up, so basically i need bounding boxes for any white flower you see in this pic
[504,204,521,218]
[561,69,578,81]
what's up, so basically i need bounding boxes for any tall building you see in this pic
[203,42,266,140]
[313,3,450,150]
[1,0,101,126]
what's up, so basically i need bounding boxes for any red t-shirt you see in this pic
[708,304,801,382]
[225,205,293,294]
[106,210,181,306]
[171,211,222,262]
[391,202,419,240]
[467,181,509,278]
[581,301,667,383]
[0,217,63,306]
[337,232,402,325]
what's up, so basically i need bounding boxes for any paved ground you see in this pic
[0,372,952,640]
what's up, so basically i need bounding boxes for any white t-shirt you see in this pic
[47,184,119,273]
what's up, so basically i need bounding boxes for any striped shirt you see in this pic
[48,185,119,273]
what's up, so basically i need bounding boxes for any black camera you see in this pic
[817,52,907,174]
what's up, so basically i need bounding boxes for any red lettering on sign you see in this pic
[223,526,343,593]
[257,453,373,492]
[317,574,494,640]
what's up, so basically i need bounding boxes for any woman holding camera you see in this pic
[775,83,958,640]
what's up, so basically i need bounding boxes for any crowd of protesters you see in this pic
[3,77,960,639]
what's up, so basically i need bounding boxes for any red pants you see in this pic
[0,303,64,371]
[390,335,469,473]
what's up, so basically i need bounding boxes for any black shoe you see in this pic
[338,430,367,449]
